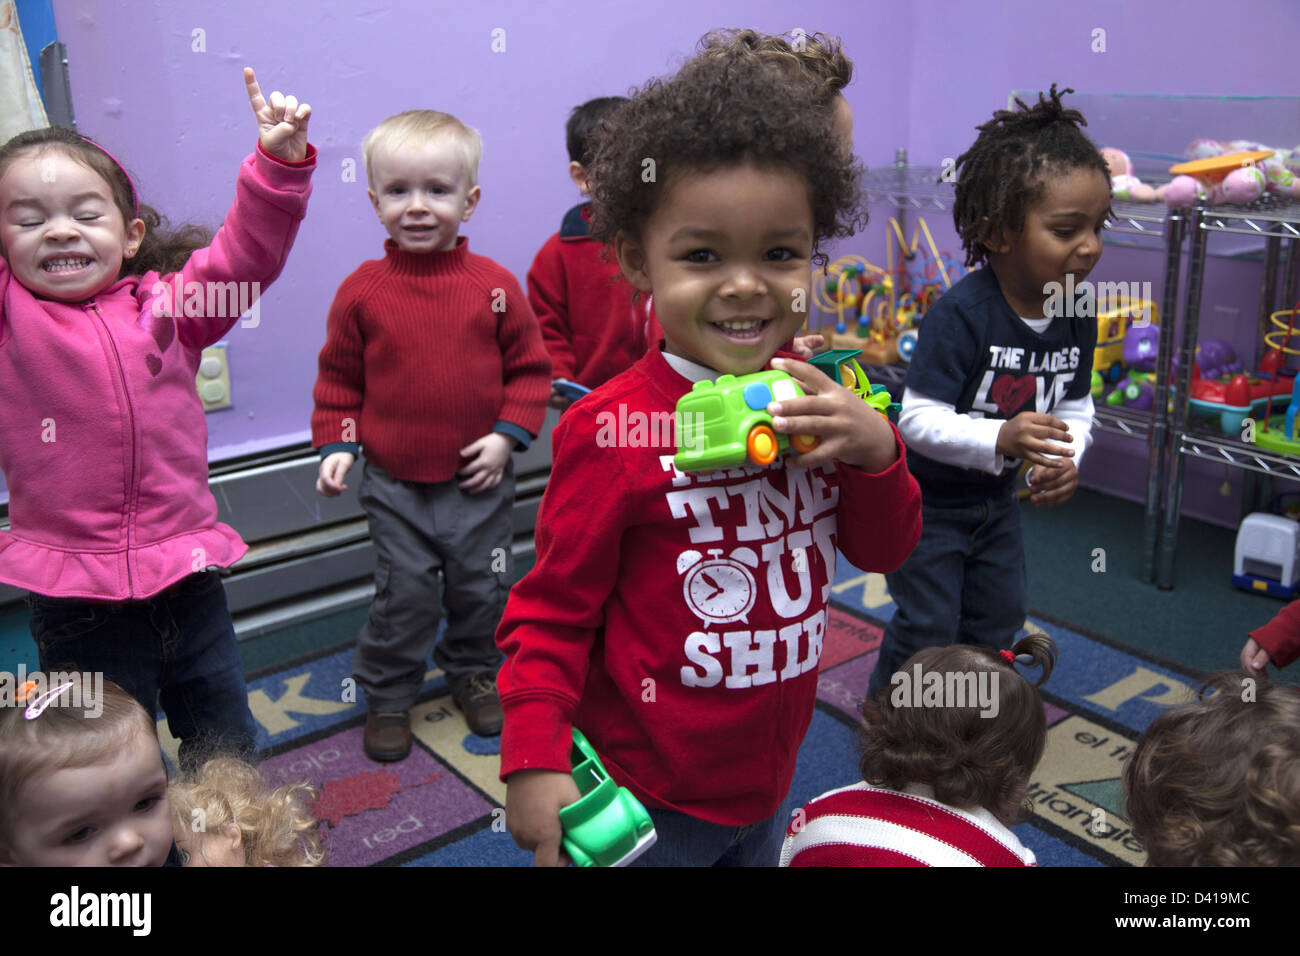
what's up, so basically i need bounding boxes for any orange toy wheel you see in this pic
[790,433,819,454]
[747,424,779,466]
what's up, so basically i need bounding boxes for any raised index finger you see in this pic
[244,67,267,113]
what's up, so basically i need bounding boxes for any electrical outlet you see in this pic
[196,344,231,412]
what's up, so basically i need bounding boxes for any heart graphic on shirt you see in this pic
[139,311,175,354]
[989,373,1036,416]
[146,353,163,376]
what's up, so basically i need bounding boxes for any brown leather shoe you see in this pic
[454,673,503,737]
[364,711,411,761]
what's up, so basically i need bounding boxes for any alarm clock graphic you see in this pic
[677,547,759,626]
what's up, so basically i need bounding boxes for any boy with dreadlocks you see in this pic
[867,85,1107,699]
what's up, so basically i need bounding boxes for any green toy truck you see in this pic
[559,728,657,867]
[673,349,897,473]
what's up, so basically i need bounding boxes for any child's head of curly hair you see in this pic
[859,634,1057,826]
[586,43,866,269]
[1124,672,1300,866]
[696,28,853,104]
[169,757,324,867]
[951,84,1110,268]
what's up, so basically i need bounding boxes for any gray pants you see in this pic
[353,460,513,712]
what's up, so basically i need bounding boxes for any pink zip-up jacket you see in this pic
[0,143,316,600]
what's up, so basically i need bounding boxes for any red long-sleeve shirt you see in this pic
[496,347,922,825]
[311,238,551,482]
[1251,599,1300,668]
[527,203,652,388]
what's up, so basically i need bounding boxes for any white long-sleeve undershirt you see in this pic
[898,389,1096,481]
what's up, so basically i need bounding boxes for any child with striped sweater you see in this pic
[782,634,1055,866]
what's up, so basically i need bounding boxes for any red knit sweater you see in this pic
[496,347,922,825]
[527,203,651,388]
[311,238,551,482]
[1251,599,1300,668]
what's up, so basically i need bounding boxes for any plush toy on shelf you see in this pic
[1159,140,1300,208]
[1101,147,1157,202]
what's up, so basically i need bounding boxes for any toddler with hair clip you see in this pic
[169,756,325,867]
[782,634,1056,866]
[0,674,174,867]
[0,68,316,768]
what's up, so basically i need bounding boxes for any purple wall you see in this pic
[41,0,907,467]
[7,0,1297,528]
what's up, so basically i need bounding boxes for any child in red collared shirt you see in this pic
[528,96,651,410]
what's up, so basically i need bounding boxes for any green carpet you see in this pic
[1022,488,1286,679]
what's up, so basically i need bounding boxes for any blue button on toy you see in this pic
[743,382,773,411]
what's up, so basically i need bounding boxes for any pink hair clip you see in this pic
[24,682,75,720]
[999,649,1016,664]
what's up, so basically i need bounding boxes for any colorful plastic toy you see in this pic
[807,349,900,417]
[1187,346,1295,436]
[674,352,896,472]
[552,378,592,401]
[811,218,966,363]
[1106,371,1155,411]
[1233,513,1300,600]
[675,369,820,472]
[1122,322,1159,372]
[560,728,657,867]
[1094,299,1159,383]
[1248,306,1300,453]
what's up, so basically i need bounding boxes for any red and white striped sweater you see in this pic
[780,782,1036,867]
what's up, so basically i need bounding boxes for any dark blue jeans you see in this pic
[627,790,795,867]
[867,490,1027,701]
[28,570,257,769]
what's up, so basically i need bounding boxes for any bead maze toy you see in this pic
[1246,305,1300,454]
[674,350,897,472]
[560,728,657,867]
[811,218,965,364]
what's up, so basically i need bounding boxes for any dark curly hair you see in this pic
[0,127,211,278]
[697,28,853,104]
[586,50,866,268]
[951,84,1110,268]
[859,633,1057,827]
[1124,672,1300,867]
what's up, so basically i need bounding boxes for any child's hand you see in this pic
[505,769,581,867]
[548,387,574,412]
[1242,637,1272,674]
[458,432,515,493]
[767,357,898,474]
[316,452,355,497]
[996,412,1073,467]
[244,67,311,162]
[1027,458,1078,507]
[789,333,825,359]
